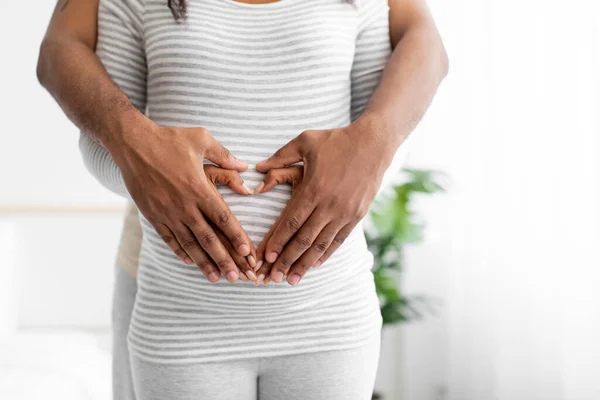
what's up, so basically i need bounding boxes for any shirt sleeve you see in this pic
[350,0,392,122]
[78,0,147,198]
[350,0,411,195]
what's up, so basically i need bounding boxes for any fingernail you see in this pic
[247,255,256,268]
[208,271,220,282]
[239,272,248,282]
[238,244,250,256]
[266,252,278,263]
[246,269,258,282]
[271,270,284,283]
[184,257,194,265]
[254,259,263,272]
[226,271,239,282]
[242,182,253,195]
[254,181,265,194]
[313,260,322,268]
[256,274,265,286]
[264,276,271,285]
[288,273,301,286]
[233,155,247,165]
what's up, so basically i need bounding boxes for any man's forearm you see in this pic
[360,22,449,164]
[37,36,144,151]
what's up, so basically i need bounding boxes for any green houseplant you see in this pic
[366,168,445,400]
[367,168,445,324]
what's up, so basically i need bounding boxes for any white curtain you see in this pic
[398,0,600,399]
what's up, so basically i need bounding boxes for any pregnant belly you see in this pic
[137,165,372,313]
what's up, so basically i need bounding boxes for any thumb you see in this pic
[202,132,248,172]
[204,165,252,195]
[254,166,304,194]
[256,133,305,172]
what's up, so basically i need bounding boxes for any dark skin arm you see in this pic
[37,0,258,283]
[254,0,449,285]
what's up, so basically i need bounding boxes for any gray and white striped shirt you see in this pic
[80,0,391,364]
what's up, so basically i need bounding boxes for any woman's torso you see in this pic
[141,0,373,285]
[127,0,387,363]
[145,0,358,244]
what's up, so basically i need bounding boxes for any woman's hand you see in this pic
[203,165,259,283]
[107,118,257,283]
[253,116,394,286]
[252,166,304,285]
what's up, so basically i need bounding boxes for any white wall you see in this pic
[0,0,126,330]
[12,214,124,329]
[0,0,124,208]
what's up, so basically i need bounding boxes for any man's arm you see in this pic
[254,0,448,285]
[37,0,136,149]
[37,0,258,283]
[361,0,449,153]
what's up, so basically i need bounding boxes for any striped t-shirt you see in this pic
[80,0,391,364]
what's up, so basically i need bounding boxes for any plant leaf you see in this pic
[366,168,446,326]
[373,270,400,303]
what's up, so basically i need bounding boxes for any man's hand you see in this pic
[107,116,257,283]
[253,115,393,286]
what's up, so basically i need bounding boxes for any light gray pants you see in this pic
[112,264,138,400]
[131,333,381,400]
[114,263,381,400]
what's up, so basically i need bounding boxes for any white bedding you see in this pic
[0,331,111,400]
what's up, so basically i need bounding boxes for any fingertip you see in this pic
[256,274,265,286]
[288,273,301,286]
[266,252,278,263]
[255,160,270,172]
[228,158,248,172]
[238,244,251,257]
[254,181,265,194]
[245,269,258,282]
[208,271,220,282]
[226,271,239,282]
[234,157,249,167]
[242,182,254,195]
[271,270,284,283]
[247,255,256,269]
